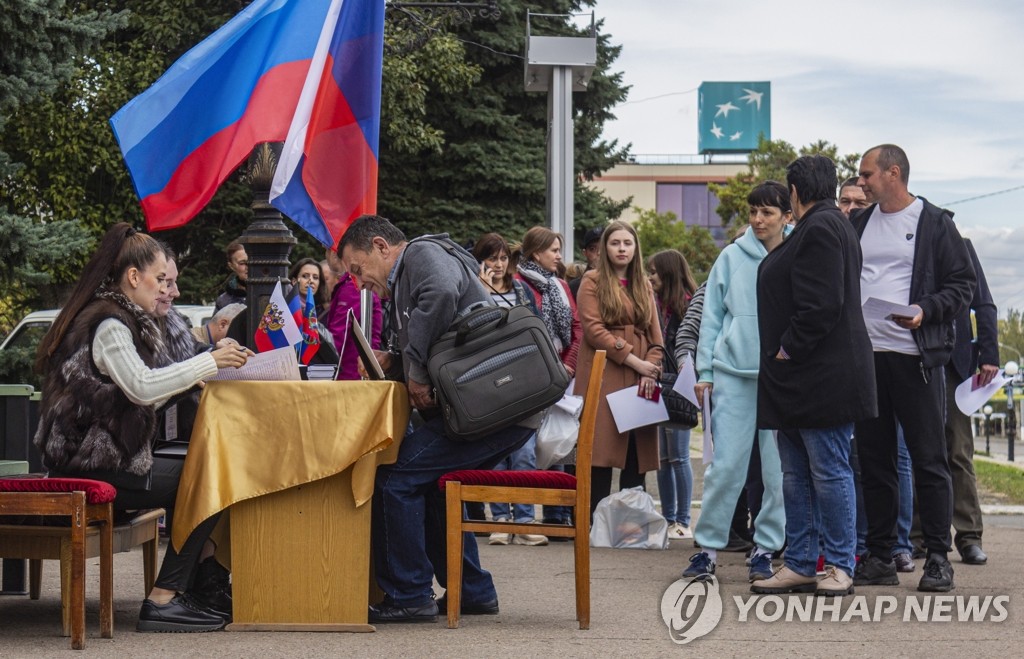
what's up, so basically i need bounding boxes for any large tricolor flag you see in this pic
[109,0,385,246]
[270,0,385,246]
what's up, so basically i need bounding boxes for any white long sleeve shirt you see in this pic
[91,318,218,408]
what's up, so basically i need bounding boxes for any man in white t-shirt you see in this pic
[848,144,975,594]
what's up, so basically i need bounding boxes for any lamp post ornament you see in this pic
[983,404,993,455]
[1005,361,1019,462]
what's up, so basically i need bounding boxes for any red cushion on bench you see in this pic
[0,477,117,504]
[438,469,577,491]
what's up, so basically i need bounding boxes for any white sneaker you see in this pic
[667,523,685,539]
[678,525,693,539]
[489,532,511,545]
[512,532,549,546]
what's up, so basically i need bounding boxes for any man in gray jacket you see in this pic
[339,214,532,624]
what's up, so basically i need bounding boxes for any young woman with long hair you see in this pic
[647,249,698,539]
[573,220,664,514]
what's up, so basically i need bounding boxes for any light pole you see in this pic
[1005,361,1019,462]
[983,404,993,455]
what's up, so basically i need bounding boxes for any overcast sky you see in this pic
[594,0,1024,317]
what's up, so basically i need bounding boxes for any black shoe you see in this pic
[960,545,988,565]
[852,554,899,586]
[543,518,573,542]
[918,554,955,592]
[892,552,916,573]
[189,557,232,621]
[436,594,500,615]
[368,600,438,624]
[722,532,754,553]
[137,593,227,632]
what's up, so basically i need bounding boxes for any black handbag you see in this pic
[428,304,570,442]
[651,344,698,429]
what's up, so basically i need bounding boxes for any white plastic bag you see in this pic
[535,393,583,469]
[590,486,669,550]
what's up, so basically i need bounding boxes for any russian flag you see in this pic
[254,281,303,353]
[270,0,385,247]
[109,0,383,240]
[298,284,321,364]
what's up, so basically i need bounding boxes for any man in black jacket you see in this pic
[850,144,976,592]
[944,239,999,566]
[752,155,876,597]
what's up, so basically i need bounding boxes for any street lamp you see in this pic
[983,404,993,455]
[1005,361,1019,462]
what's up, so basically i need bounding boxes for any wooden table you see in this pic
[174,380,408,632]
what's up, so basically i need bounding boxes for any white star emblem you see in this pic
[730,131,742,141]
[739,88,764,110]
[710,122,724,139]
[715,101,738,118]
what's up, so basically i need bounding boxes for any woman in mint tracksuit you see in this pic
[683,181,790,584]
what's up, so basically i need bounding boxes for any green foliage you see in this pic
[709,136,860,232]
[633,207,720,281]
[378,0,630,252]
[974,460,1024,506]
[998,308,1024,365]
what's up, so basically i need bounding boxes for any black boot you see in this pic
[188,557,232,622]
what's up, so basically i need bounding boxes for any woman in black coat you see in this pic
[752,155,877,598]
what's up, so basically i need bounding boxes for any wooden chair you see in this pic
[0,477,163,650]
[440,350,606,630]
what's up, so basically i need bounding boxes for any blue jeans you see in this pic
[488,433,538,522]
[893,427,914,556]
[656,426,692,526]
[778,425,857,577]
[371,416,532,607]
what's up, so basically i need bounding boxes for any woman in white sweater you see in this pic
[35,223,249,632]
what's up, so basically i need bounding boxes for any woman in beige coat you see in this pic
[574,220,664,515]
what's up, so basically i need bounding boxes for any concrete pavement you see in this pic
[2,430,1022,656]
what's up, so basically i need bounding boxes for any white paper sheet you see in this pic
[862,297,918,321]
[210,346,301,381]
[606,385,669,433]
[672,353,700,407]
[954,370,1012,415]
[701,388,713,465]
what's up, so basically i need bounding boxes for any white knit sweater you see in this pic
[92,318,218,408]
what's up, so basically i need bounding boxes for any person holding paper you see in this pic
[942,239,998,566]
[752,155,877,597]
[684,181,789,585]
[574,220,664,516]
[648,249,698,540]
[33,223,250,632]
[850,144,975,592]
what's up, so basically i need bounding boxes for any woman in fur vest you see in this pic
[34,223,249,632]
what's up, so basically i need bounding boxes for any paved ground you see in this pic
[2,431,1022,657]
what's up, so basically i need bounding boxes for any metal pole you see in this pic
[360,289,373,342]
[1007,383,1016,462]
[548,65,575,258]
[985,412,991,455]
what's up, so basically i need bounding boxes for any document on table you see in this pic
[862,297,918,321]
[701,388,713,465]
[954,370,1013,415]
[671,353,700,407]
[210,346,301,381]
[607,385,669,433]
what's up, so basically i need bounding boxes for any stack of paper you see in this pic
[306,364,338,381]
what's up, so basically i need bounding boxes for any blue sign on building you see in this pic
[698,81,770,154]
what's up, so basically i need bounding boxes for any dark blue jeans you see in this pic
[372,416,532,607]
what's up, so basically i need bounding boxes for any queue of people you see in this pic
[27,142,993,633]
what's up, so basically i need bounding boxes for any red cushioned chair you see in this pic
[439,350,606,630]
[0,477,164,650]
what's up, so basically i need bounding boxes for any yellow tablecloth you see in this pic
[172,380,409,551]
